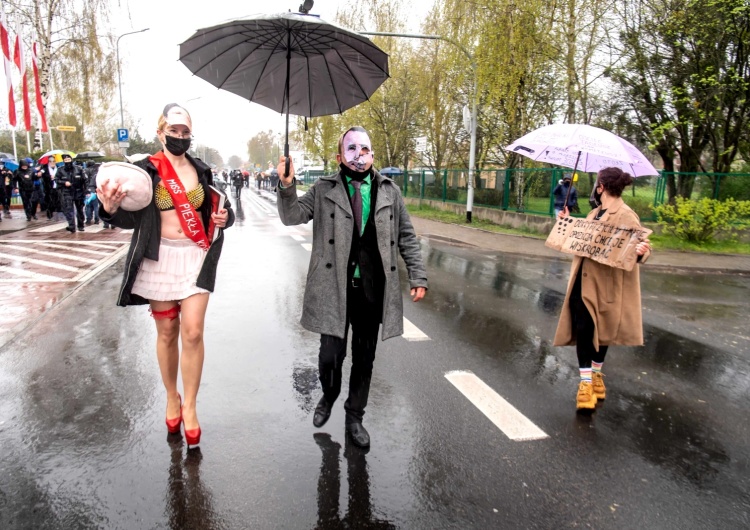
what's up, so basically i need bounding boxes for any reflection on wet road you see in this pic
[1,190,748,529]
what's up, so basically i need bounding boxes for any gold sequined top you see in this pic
[154,184,205,211]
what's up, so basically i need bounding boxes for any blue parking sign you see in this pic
[117,128,129,142]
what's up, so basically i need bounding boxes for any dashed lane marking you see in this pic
[291,235,305,241]
[402,317,430,341]
[445,370,548,442]
[301,243,313,252]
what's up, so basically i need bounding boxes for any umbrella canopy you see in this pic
[379,166,403,176]
[506,124,658,177]
[179,12,389,175]
[38,149,76,166]
[76,151,105,159]
[1,159,18,171]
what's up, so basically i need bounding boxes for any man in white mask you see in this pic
[275,126,428,449]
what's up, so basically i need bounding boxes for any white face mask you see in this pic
[341,130,373,172]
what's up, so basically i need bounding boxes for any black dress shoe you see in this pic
[313,396,332,428]
[65,226,75,233]
[345,423,370,448]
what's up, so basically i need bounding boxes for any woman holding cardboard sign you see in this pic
[553,167,651,412]
[98,104,234,447]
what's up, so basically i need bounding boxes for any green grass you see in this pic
[406,203,547,239]
[649,233,750,254]
[408,203,750,254]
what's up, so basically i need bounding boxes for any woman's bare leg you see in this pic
[179,293,210,432]
[150,300,182,420]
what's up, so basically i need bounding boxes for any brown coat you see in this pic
[553,200,651,350]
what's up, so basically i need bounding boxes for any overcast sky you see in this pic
[111,0,433,162]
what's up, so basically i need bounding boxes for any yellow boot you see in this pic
[592,372,606,400]
[576,381,597,410]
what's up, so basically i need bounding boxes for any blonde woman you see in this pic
[98,104,234,447]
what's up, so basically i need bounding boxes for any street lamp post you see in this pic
[361,31,477,222]
[116,28,150,153]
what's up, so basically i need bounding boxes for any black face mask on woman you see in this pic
[164,135,191,156]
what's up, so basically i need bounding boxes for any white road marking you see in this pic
[71,241,123,249]
[301,243,313,251]
[0,265,64,282]
[444,370,548,442]
[72,245,129,282]
[0,244,98,264]
[83,225,107,233]
[402,317,430,341]
[0,252,80,272]
[32,242,112,257]
[291,235,305,241]
[29,222,69,233]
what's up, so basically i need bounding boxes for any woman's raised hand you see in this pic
[636,239,651,256]
[96,178,127,215]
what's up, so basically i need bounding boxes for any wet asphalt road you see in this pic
[1,189,749,529]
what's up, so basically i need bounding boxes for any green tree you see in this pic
[294,115,339,171]
[610,0,750,201]
[247,131,278,168]
[127,130,161,156]
[10,0,117,152]
[227,155,243,169]
[335,0,424,170]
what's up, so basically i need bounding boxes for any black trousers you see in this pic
[570,271,608,368]
[318,281,381,425]
[62,193,85,229]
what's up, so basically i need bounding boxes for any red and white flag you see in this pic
[13,20,31,131]
[0,9,15,127]
[32,43,47,132]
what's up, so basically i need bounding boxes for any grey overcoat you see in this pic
[276,170,428,340]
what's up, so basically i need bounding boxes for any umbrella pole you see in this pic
[563,150,581,213]
[284,30,292,177]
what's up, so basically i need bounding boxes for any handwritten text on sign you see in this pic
[545,216,652,271]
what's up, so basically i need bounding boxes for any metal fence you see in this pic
[293,168,750,222]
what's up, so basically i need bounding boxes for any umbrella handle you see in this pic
[285,157,290,178]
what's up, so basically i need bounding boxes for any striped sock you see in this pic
[592,361,604,373]
[580,367,593,383]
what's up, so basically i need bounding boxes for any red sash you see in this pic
[150,152,211,251]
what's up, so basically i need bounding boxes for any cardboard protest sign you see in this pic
[545,216,652,271]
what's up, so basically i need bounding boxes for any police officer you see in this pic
[57,153,87,232]
[13,158,39,221]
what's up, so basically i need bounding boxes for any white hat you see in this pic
[163,104,192,128]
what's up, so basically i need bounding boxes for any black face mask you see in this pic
[164,135,191,156]
[589,187,602,208]
[64,161,73,169]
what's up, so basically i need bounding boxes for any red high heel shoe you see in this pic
[182,407,201,446]
[166,393,182,434]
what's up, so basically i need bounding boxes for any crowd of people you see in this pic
[0,155,112,231]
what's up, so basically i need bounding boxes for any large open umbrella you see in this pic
[179,11,389,176]
[38,149,76,166]
[506,123,658,210]
[75,151,105,159]
[506,124,658,177]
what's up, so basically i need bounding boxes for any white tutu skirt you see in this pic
[131,238,209,301]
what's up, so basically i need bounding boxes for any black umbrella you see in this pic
[75,151,106,159]
[179,11,389,175]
